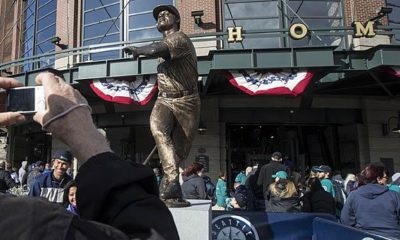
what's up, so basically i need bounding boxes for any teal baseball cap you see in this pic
[272,171,288,179]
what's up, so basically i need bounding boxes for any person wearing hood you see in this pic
[341,163,400,239]
[0,161,18,193]
[301,177,335,215]
[18,158,28,187]
[181,162,207,199]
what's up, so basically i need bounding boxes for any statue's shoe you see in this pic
[159,179,183,200]
[163,198,191,208]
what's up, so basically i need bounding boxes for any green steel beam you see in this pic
[210,46,338,69]
[9,45,400,87]
[12,67,79,86]
[366,45,400,69]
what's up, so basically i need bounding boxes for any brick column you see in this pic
[55,0,79,69]
[343,0,387,26]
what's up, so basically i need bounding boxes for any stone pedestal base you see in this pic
[169,199,212,240]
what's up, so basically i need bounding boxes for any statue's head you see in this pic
[153,5,180,32]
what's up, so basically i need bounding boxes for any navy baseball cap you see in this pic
[272,152,282,159]
[52,150,73,164]
[35,161,45,166]
[315,165,332,173]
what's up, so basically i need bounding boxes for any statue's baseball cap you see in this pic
[52,150,73,164]
[153,5,180,21]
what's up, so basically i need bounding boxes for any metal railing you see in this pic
[0,25,398,73]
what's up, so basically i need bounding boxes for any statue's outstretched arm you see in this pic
[123,42,170,60]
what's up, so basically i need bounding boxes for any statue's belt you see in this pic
[158,89,198,98]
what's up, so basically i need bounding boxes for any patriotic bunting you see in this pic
[227,70,314,96]
[90,75,157,105]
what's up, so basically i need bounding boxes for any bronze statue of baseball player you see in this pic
[124,5,200,207]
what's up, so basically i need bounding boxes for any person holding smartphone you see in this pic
[0,73,179,240]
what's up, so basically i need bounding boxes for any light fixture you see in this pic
[50,36,68,49]
[197,120,207,134]
[377,7,393,16]
[369,7,392,22]
[0,69,12,75]
[191,10,204,27]
[50,36,61,45]
[383,111,400,135]
[392,112,400,134]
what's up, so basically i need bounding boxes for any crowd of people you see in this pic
[171,151,400,239]
[0,72,400,239]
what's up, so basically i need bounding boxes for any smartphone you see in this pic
[7,86,46,113]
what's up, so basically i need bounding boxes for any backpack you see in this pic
[332,180,347,209]
[203,176,216,201]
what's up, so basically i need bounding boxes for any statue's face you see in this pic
[156,10,178,31]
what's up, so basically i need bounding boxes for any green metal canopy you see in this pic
[9,45,400,97]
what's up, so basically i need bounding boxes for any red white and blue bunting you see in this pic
[227,70,314,96]
[90,75,157,105]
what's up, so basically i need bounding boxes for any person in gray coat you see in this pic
[181,162,207,199]
[18,159,28,187]
[341,163,400,239]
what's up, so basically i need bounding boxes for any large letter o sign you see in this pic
[289,23,308,40]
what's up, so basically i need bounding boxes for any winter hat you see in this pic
[233,192,248,208]
[392,172,400,183]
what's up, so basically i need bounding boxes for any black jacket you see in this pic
[301,189,336,215]
[257,161,287,198]
[0,152,179,240]
[0,169,17,192]
[265,182,301,213]
[76,152,179,240]
[266,195,301,213]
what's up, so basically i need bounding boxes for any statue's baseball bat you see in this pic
[143,145,157,165]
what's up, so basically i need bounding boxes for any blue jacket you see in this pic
[215,178,228,207]
[28,171,72,203]
[181,174,207,199]
[341,183,400,239]
[235,171,247,186]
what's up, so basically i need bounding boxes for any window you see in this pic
[224,0,345,49]
[82,0,173,61]
[388,0,400,43]
[22,0,57,71]
[286,0,344,47]
[82,0,121,61]
[224,0,281,49]
[128,0,172,42]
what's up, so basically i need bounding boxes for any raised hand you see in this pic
[0,77,26,126]
[123,46,140,59]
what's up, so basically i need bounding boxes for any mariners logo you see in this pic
[212,214,259,240]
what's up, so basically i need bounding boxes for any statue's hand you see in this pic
[123,46,139,59]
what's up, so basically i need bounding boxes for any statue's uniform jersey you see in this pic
[157,31,198,93]
[150,30,200,184]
